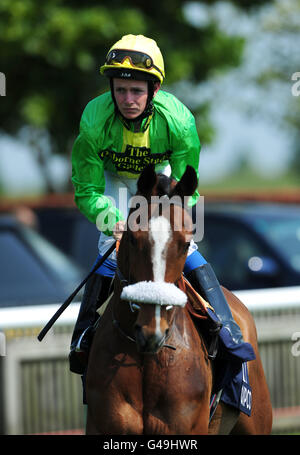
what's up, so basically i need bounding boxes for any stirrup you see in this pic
[75,327,91,352]
[69,326,94,374]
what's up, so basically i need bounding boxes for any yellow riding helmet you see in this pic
[100,34,165,84]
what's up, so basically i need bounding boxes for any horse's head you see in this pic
[117,164,198,354]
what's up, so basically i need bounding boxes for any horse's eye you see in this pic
[130,302,140,312]
[183,242,190,253]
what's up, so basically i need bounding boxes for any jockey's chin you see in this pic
[122,108,142,119]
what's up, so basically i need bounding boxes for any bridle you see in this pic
[111,266,177,351]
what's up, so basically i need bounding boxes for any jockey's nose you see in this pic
[124,90,134,104]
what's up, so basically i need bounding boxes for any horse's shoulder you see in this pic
[222,286,251,315]
[222,286,257,343]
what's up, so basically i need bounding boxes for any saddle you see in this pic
[177,275,222,360]
[177,275,213,317]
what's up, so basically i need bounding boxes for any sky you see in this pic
[0,0,299,195]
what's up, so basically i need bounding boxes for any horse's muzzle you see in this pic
[134,325,168,354]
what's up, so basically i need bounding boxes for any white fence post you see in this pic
[0,73,6,96]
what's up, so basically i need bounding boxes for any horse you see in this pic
[85,165,273,435]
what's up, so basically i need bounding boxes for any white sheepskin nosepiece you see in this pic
[120,281,187,307]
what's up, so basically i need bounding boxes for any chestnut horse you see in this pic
[85,165,272,435]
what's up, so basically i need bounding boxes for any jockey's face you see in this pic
[113,78,148,119]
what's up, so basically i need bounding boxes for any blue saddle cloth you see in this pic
[207,308,255,417]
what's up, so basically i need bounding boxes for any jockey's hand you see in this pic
[113,220,125,241]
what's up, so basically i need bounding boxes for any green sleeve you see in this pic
[71,121,124,236]
[169,114,201,206]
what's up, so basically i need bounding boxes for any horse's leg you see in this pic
[222,288,273,435]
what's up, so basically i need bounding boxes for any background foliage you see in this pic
[0,0,272,175]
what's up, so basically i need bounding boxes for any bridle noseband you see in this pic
[112,267,176,351]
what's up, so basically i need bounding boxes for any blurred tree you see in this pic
[264,0,300,174]
[0,0,271,192]
[243,0,300,174]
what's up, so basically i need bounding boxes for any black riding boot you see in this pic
[186,263,244,345]
[69,273,112,374]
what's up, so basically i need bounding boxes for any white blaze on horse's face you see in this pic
[149,215,171,282]
[120,214,187,306]
[149,215,172,338]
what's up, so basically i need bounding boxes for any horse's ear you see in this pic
[171,165,198,199]
[137,164,157,196]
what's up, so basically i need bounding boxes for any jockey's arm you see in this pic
[169,115,201,207]
[71,129,125,236]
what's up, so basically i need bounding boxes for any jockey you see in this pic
[69,34,244,374]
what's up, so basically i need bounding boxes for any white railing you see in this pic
[234,286,300,312]
[0,286,299,331]
[0,301,81,330]
[2,286,299,347]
